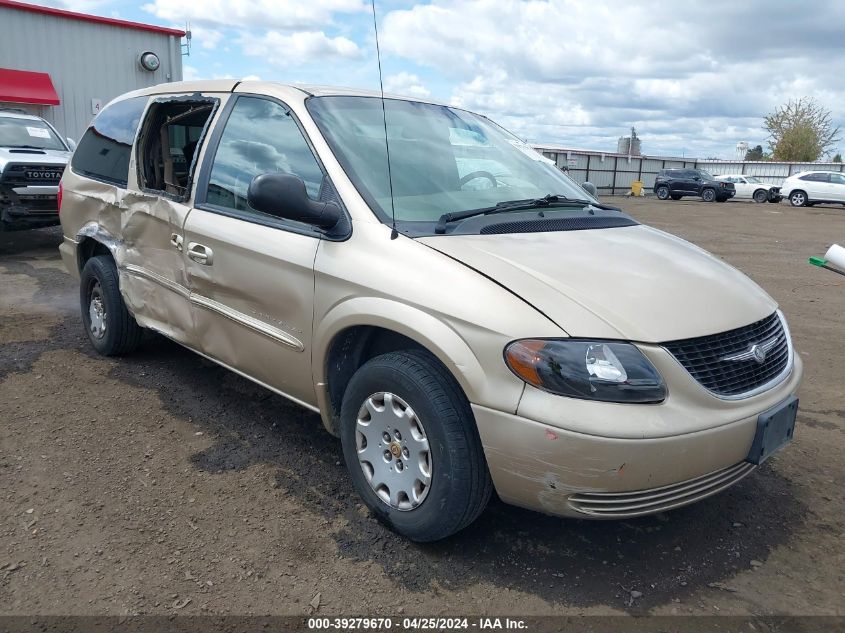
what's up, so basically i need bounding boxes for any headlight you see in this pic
[504,339,666,403]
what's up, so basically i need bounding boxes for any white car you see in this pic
[780,171,845,207]
[715,174,781,203]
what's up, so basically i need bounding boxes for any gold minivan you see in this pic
[58,80,802,541]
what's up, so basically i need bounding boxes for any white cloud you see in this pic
[241,74,262,81]
[379,0,845,157]
[384,72,430,98]
[183,65,200,81]
[142,0,367,31]
[189,25,223,51]
[240,31,361,67]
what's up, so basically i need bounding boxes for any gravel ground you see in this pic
[0,197,843,617]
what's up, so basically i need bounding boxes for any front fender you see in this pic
[314,296,489,403]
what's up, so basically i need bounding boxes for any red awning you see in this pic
[0,68,60,106]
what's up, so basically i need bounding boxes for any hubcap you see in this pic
[88,282,107,340]
[355,392,432,511]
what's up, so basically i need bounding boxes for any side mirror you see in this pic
[693,176,701,181]
[247,173,340,229]
[66,137,77,151]
[581,181,598,197]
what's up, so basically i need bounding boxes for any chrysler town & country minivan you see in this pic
[58,81,802,541]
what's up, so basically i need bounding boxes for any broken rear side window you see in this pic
[137,98,218,200]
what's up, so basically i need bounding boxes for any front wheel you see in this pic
[339,350,492,542]
[80,255,143,356]
[753,189,768,204]
[701,188,716,202]
[655,185,670,200]
[790,190,807,207]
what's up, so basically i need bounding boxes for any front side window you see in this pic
[801,173,829,182]
[0,116,66,151]
[71,96,148,187]
[206,97,324,214]
[306,96,592,230]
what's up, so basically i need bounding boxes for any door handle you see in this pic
[170,233,183,251]
[187,242,213,266]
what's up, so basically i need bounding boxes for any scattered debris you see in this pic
[25,509,34,515]
[172,597,191,609]
[750,560,764,568]
[310,592,321,611]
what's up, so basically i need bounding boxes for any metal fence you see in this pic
[532,144,845,195]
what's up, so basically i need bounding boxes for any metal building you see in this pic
[0,0,184,142]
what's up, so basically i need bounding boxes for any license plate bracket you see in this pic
[746,395,798,465]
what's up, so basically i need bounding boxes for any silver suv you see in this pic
[0,109,72,231]
[58,81,802,541]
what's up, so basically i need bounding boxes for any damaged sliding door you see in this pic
[119,92,227,345]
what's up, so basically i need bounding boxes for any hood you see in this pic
[0,147,70,170]
[419,225,776,343]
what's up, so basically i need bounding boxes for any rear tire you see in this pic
[80,255,143,356]
[701,188,716,202]
[753,189,768,204]
[339,350,492,542]
[656,186,670,200]
[789,190,807,207]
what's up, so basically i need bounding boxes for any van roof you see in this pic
[123,80,449,106]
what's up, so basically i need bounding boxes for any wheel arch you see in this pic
[75,222,122,273]
[314,298,488,436]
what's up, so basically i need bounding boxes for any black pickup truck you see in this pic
[653,168,735,203]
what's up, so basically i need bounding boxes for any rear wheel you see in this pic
[753,189,768,204]
[656,185,670,200]
[339,350,492,542]
[789,190,807,207]
[80,255,143,356]
[701,188,716,202]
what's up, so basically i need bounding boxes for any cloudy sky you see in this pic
[39,0,845,159]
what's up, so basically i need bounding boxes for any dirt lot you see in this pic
[1,197,844,618]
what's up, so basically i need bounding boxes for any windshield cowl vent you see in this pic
[479,215,638,235]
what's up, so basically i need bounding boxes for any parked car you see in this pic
[653,168,735,202]
[0,108,73,231]
[780,171,845,207]
[58,81,802,541]
[715,174,782,203]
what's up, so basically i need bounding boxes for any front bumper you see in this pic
[0,184,59,230]
[473,353,802,519]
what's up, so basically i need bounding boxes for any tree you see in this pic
[764,97,841,161]
[834,153,843,163]
[744,144,766,161]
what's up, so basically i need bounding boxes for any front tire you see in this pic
[701,188,716,202]
[753,189,768,204]
[339,350,492,542]
[80,255,143,356]
[656,186,670,200]
[790,190,807,207]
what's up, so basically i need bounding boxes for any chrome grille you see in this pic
[663,312,790,397]
[569,462,756,518]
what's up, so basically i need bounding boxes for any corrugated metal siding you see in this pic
[0,5,182,140]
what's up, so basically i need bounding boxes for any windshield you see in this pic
[0,116,66,150]
[745,176,762,183]
[698,169,715,179]
[306,96,594,226]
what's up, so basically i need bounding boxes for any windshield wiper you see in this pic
[6,145,48,150]
[434,194,619,234]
